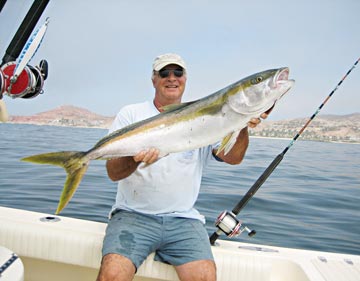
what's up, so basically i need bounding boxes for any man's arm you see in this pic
[106,148,159,181]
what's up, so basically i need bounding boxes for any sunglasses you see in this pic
[157,68,184,78]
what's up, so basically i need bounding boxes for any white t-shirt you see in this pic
[109,101,217,223]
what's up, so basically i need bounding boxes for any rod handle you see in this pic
[209,232,220,245]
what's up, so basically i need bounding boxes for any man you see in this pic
[97,53,269,281]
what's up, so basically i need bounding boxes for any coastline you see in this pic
[3,122,359,145]
[249,135,360,145]
[3,105,359,144]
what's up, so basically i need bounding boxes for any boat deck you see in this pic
[0,206,359,281]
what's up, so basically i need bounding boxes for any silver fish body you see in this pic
[89,67,293,159]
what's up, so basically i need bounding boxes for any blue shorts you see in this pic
[102,210,214,269]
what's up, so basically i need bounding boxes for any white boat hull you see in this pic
[0,206,359,281]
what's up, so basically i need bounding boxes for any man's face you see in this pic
[152,64,187,105]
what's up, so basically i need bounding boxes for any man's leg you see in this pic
[98,210,162,280]
[175,260,216,281]
[155,217,216,281]
[96,254,135,281]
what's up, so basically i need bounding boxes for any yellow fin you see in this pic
[22,151,89,214]
[216,130,240,156]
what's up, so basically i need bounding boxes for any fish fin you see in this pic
[22,151,89,214]
[160,101,195,112]
[216,130,240,156]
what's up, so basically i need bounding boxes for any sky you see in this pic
[0,0,359,120]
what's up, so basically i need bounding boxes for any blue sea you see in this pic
[0,123,359,255]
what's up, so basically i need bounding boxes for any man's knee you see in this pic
[175,259,216,281]
[97,254,136,281]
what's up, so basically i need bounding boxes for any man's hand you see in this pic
[247,112,268,128]
[247,106,273,128]
[133,148,160,164]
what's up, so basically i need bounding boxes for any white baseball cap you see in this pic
[152,53,187,71]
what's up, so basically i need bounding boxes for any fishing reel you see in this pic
[215,210,256,238]
[0,59,48,99]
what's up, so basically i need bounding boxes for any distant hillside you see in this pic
[8,105,360,143]
[9,105,114,129]
[249,113,360,143]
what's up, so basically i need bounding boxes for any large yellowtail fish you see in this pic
[22,68,294,214]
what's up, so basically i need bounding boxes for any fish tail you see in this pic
[21,151,89,214]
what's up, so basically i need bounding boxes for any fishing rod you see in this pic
[0,0,7,14]
[210,58,360,245]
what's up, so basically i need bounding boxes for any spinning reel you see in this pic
[0,59,48,99]
[214,210,256,239]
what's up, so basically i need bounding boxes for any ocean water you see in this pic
[0,123,359,255]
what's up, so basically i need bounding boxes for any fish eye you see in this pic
[251,76,263,84]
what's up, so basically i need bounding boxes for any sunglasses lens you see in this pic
[173,69,183,77]
[158,69,183,78]
[159,69,170,78]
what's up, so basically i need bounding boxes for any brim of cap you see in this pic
[153,61,186,71]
